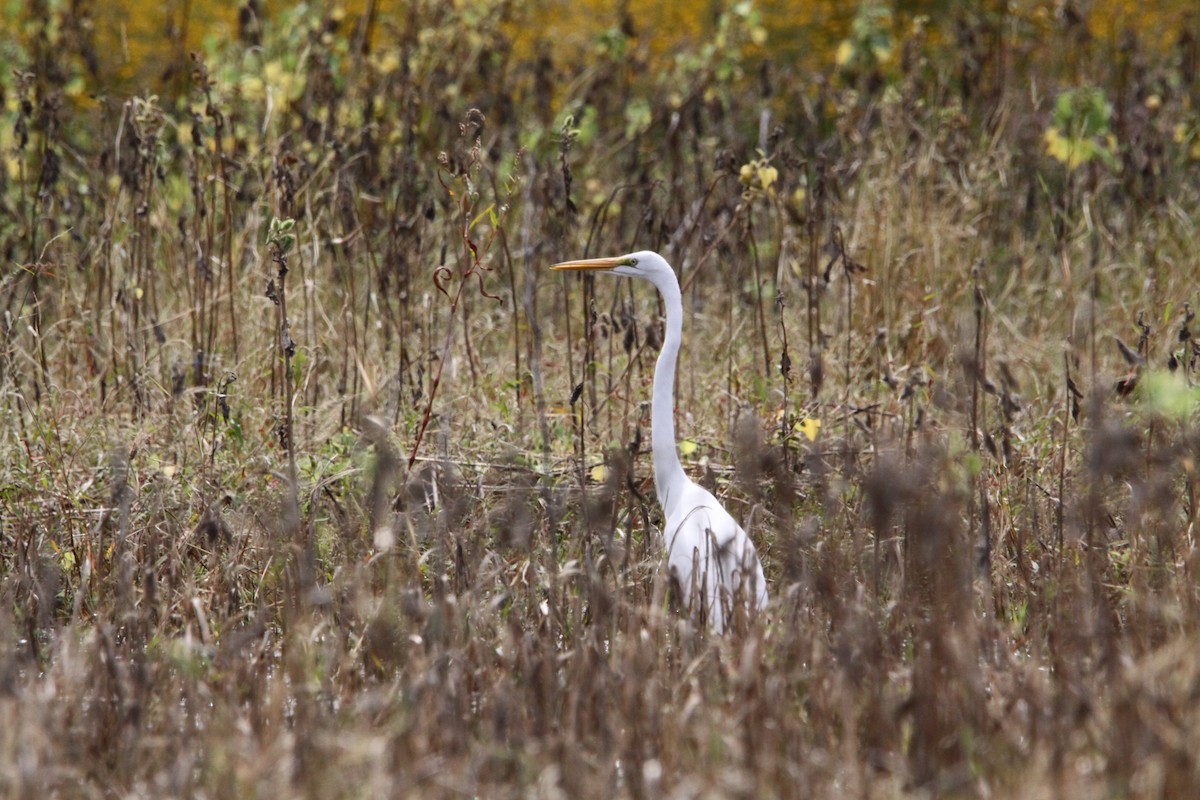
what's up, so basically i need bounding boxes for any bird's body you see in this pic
[552,250,768,632]
[660,477,769,632]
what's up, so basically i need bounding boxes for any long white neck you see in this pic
[650,270,688,513]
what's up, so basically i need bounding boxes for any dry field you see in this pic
[2,3,1200,797]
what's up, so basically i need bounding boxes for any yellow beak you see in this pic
[550,256,624,271]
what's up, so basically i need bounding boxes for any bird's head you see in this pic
[550,250,674,284]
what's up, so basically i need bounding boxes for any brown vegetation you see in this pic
[2,2,1199,797]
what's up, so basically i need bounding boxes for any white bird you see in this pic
[552,250,768,633]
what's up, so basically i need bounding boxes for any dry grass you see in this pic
[2,2,1200,797]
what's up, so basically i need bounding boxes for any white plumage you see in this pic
[553,250,768,632]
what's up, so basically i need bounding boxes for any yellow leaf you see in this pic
[835,40,854,67]
[795,417,821,442]
[371,51,400,75]
[679,438,698,456]
[590,464,609,483]
[241,76,265,101]
[264,60,285,88]
[756,165,778,192]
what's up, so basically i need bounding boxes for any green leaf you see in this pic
[1136,370,1200,419]
[624,98,652,140]
[1045,87,1117,171]
[470,202,495,231]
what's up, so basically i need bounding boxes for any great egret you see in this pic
[552,250,768,633]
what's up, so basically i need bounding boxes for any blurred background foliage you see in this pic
[5,0,1197,100]
[6,0,1200,241]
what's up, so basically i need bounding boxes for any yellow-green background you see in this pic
[10,0,1196,94]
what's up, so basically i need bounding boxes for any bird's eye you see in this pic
[628,258,638,266]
